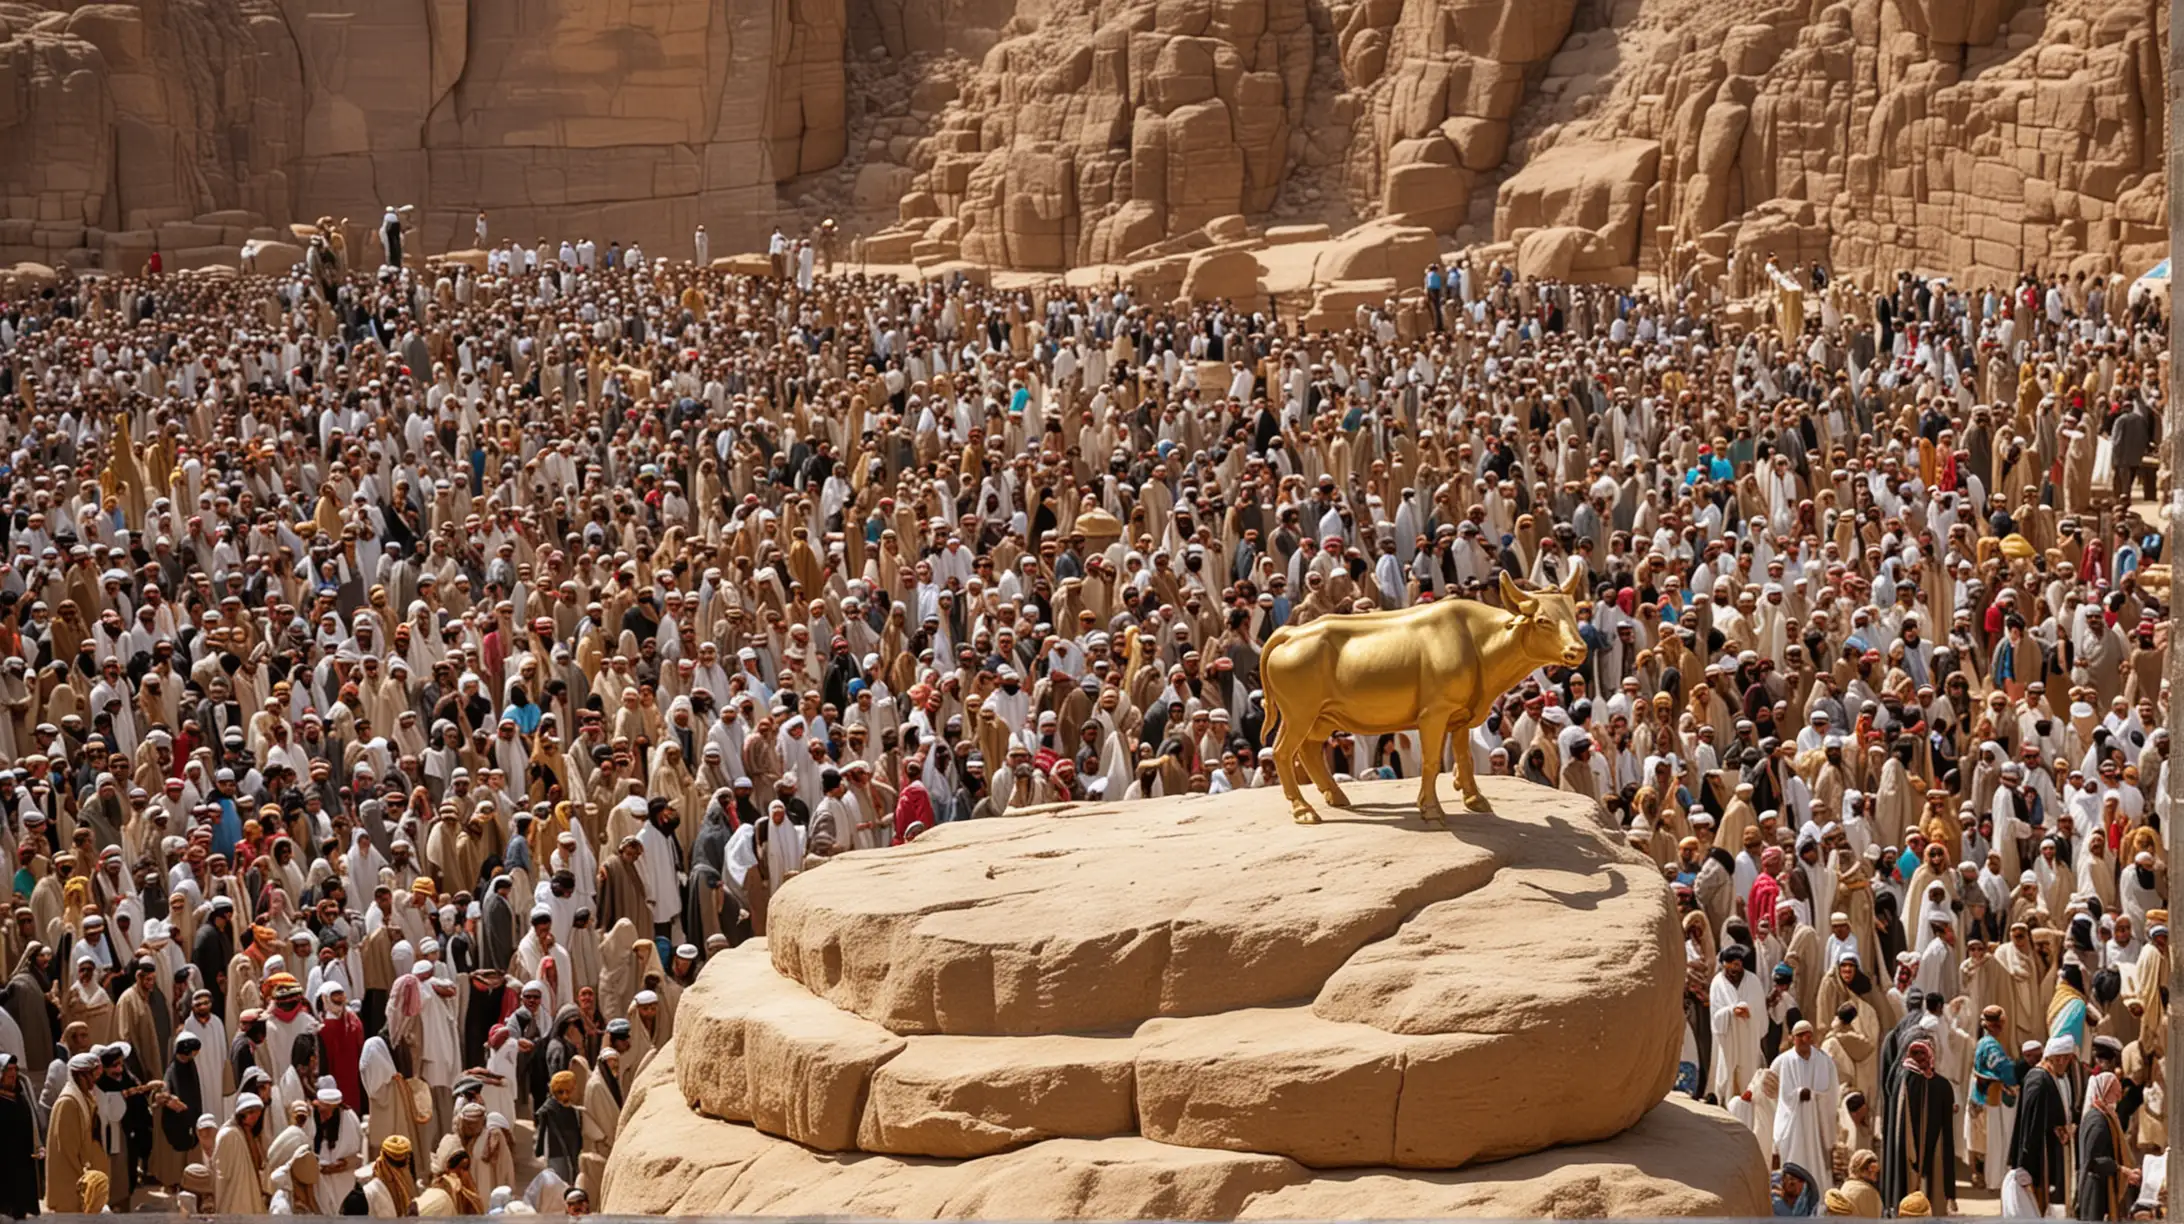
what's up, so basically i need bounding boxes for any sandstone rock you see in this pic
[1496,138,1660,265]
[1311,222,1437,284]
[2,0,2157,282]
[1517,225,1612,280]
[855,163,916,210]
[607,1045,1769,1218]
[240,239,306,273]
[710,254,777,277]
[1181,246,1261,300]
[859,1034,1138,1156]
[2,262,57,292]
[674,942,905,1150]
[1263,223,1329,244]
[1233,1095,1771,1219]
[767,782,1505,1037]
[1382,162,1471,232]
[1202,214,1249,242]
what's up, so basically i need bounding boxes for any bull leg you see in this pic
[1271,714,1321,825]
[1452,722,1492,812]
[1301,720,1353,809]
[1414,709,1449,824]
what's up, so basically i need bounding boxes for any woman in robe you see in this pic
[60,952,115,1048]
[357,1035,421,1156]
[682,859,729,953]
[6,942,55,1084]
[543,1005,587,1089]
[596,919,645,1022]
[2073,1070,2131,1220]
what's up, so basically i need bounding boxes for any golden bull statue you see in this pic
[1261,571,1589,824]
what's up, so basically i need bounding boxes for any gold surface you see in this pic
[1261,571,1587,824]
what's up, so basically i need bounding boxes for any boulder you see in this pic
[766,781,1506,1037]
[1381,162,1471,232]
[710,254,778,277]
[1180,246,1261,300]
[240,239,307,272]
[607,1048,1769,1218]
[1495,139,1661,265]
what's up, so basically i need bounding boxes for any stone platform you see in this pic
[602,777,1768,1217]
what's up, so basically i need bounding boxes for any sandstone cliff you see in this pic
[0,0,2169,283]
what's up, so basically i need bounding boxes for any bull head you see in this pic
[1499,571,1588,669]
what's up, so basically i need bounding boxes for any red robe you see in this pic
[317,1006,368,1109]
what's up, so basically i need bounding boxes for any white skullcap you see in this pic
[2044,1035,2078,1058]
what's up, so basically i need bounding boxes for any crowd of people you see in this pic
[0,213,2173,1219]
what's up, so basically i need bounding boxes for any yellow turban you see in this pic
[1822,1190,1853,1216]
[411,877,436,899]
[381,1135,412,1160]
[78,1168,108,1209]
[1897,1192,1932,1217]
[550,1070,577,1097]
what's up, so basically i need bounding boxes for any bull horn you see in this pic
[1561,567,1585,598]
[1498,571,1537,616]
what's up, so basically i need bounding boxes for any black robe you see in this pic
[533,1095,582,1182]
[1881,1065,1956,1210]
[463,980,515,1071]
[1874,993,1928,1107]
[2073,1109,2126,1221]
[3,967,54,1082]
[543,1005,584,1086]
[2010,1067,2072,1210]
[0,1086,40,1216]
[683,861,731,955]
[161,1054,203,1152]
[479,890,519,976]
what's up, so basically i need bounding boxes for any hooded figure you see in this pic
[0,1055,41,1216]
[213,1093,272,1213]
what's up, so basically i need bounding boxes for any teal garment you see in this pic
[2049,996,2086,1052]
[1972,1033,2018,1106]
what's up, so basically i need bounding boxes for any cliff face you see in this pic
[0,0,2169,282]
[1491,0,2168,286]
[0,0,840,267]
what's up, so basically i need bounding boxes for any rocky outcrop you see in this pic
[1513,0,2169,285]
[604,777,1765,1218]
[0,0,2169,282]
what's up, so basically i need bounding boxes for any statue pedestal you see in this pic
[603,777,1769,1218]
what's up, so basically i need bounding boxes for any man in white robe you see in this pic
[1913,913,1960,1001]
[182,989,231,1115]
[1710,947,1768,1102]
[1769,1020,1839,1190]
[515,912,576,1018]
